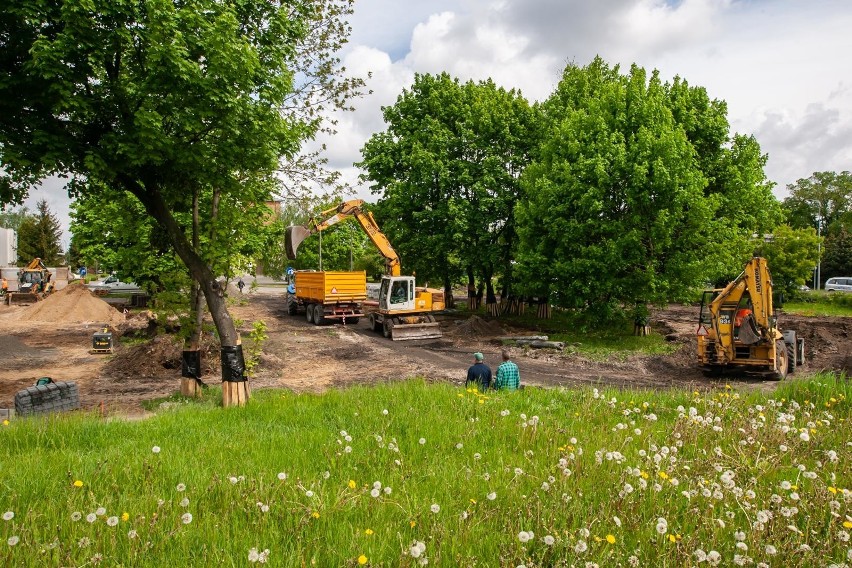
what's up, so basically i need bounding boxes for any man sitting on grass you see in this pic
[493,350,521,391]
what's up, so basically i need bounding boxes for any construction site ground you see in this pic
[0,284,849,416]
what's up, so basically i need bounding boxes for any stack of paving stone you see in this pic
[14,381,80,417]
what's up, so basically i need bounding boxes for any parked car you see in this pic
[87,275,141,293]
[824,277,852,292]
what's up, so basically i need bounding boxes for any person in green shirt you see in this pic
[494,350,520,391]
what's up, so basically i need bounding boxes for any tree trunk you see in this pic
[466,266,476,311]
[182,189,205,397]
[442,273,454,310]
[125,178,248,406]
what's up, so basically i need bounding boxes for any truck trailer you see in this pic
[286,270,366,325]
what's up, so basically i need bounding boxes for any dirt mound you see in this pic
[103,334,222,382]
[446,315,505,338]
[11,282,124,325]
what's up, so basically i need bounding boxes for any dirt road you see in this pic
[0,288,849,414]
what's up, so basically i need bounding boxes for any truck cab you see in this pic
[379,276,415,311]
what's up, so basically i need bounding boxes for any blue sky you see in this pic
[22,0,852,247]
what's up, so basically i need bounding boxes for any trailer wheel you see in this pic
[348,317,360,325]
[313,304,325,325]
[772,339,788,381]
[306,303,314,324]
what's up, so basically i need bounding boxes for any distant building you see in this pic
[0,228,17,267]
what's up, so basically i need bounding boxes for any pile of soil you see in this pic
[447,315,505,338]
[11,283,124,325]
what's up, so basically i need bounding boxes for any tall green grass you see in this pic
[1,376,849,566]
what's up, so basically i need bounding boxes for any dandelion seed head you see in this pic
[106,516,119,527]
[7,536,19,546]
[181,512,193,524]
[152,445,161,454]
[277,472,287,481]
[2,511,13,521]
[430,503,440,514]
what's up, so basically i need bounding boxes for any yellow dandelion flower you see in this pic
[311,511,320,519]
[2,419,9,426]
[478,399,484,404]
[358,554,368,565]
[606,534,616,544]
[410,520,416,528]
[457,393,464,398]
[593,535,602,543]
[828,487,837,494]
[469,499,477,505]
[658,471,669,480]
[844,521,852,529]
[668,534,676,543]
[640,471,649,479]
[121,512,129,522]
[73,480,83,488]
[365,529,374,535]
[348,479,356,489]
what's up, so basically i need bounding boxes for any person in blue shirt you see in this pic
[465,352,492,391]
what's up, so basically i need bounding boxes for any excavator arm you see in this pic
[285,199,402,276]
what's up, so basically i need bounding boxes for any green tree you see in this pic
[783,171,852,235]
[516,58,777,318]
[753,225,820,295]
[16,199,62,265]
[360,73,537,308]
[0,206,30,232]
[821,227,852,280]
[0,0,360,400]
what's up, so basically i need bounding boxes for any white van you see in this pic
[824,277,852,292]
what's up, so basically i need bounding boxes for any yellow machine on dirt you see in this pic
[696,257,804,380]
[7,258,53,305]
[285,199,445,341]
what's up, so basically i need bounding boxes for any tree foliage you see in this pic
[515,58,778,316]
[359,73,537,300]
[0,0,361,351]
[16,199,63,265]
[0,206,30,232]
[753,225,820,296]
[783,171,852,235]
[821,227,852,280]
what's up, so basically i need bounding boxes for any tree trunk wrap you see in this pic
[220,345,247,383]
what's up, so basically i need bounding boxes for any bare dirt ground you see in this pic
[0,286,849,415]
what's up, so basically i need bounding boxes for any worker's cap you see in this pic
[473,352,484,361]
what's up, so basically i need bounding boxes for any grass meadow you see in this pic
[1,375,850,567]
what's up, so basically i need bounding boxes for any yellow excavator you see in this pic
[696,257,804,380]
[285,199,445,340]
[7,258,53,305]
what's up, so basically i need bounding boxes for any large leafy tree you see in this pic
[0,206,30,232]
[0,0,360,401]
[821,227,852,281]
[360,73,537,307]
[17,199,63,265]
[783,171,852,235]
[516,58,778,318]
[753,225,820,295]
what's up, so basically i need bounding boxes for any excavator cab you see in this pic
[379,277,415,311]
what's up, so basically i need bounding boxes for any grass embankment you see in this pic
[783,291,852,318]
[1,377,850,567]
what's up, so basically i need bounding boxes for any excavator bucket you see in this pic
[7,292,40,306]
[390,322,442,341]
[285,225,312,260]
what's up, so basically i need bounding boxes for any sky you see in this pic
[21,0,852,248]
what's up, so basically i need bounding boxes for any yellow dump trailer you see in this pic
[287,271,366,325]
